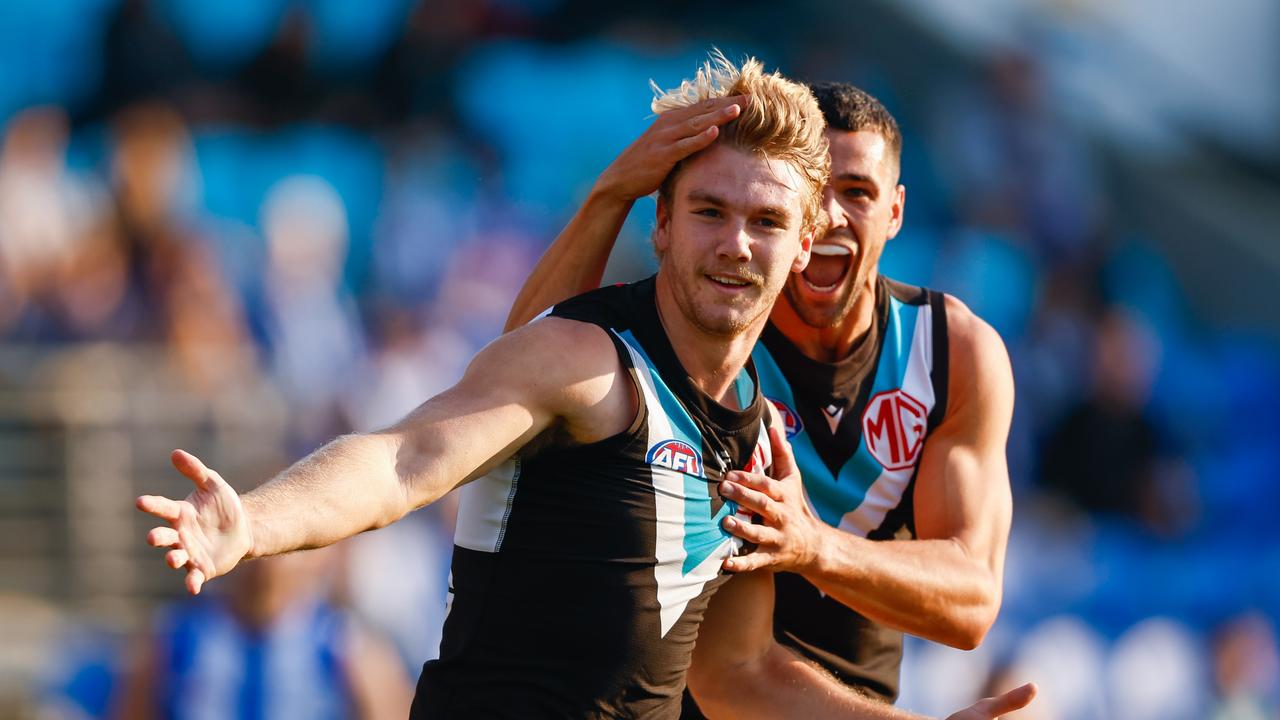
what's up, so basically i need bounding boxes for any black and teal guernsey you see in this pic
[756,276,949,702]
[412,276,773,719]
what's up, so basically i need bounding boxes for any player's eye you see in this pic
[843,187,870,200]
[693,208,722,218]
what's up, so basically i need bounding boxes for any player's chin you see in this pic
[698,296,770,334]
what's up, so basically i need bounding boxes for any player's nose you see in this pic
[822,185,849,229]
[715,220,752,261]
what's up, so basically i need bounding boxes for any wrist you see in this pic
[586,179,642,209]
[239,495,263,561]
[798,521,831,576]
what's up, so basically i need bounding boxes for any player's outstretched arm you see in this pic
[688,569,1035,719]
[502,95,744,331]
[720,296,1015,650]
[138,317,628,594]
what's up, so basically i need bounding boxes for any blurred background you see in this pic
[0,0,1277,718]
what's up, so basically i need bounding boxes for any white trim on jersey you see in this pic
[616,333,735,638]
[837,302,936,536]
[453,457,521,553]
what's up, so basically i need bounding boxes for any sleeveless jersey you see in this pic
[755,276,949,702]
[413,276,773,719]
[152,596,353,720]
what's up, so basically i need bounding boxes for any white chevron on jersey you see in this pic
[838,301,936,536]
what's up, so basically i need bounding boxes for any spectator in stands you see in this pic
[112,538,411,719]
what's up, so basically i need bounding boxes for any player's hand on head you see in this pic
[944,682,1037,720]
[594,95,747,202]
[136,449,254,595]
[720,425,823,574]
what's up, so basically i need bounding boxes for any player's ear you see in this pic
[654,195,672,256]
[791,226,814,273]
[886,183,905,241]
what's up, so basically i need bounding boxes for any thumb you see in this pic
[767,425,798,480]
[171,449,222,492]
[981,682,1037,716]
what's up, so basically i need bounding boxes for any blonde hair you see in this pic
[652,50,830,234]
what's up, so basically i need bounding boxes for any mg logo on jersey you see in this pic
[862,389,928,471]
[767,398,803,438]
[647,439,703,476]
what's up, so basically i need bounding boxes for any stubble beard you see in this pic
[672,262,774,339]
[782,268,866,329]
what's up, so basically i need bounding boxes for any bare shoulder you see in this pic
[940,294,1014,420]
[481,315,633,442]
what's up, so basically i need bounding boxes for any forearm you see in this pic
[695,643,927,720]
[805,530,1000,649]
[243,432,412,559]
[503,189,632,331]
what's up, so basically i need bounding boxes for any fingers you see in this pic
[186,567,206,596]
[653,100,739,162]
[659,94,746,122]
[669,125,720,156]
[726,469,781,500]
[767,425,798,481]
[719,480,776,521]
[723,550,770,573]
[166,548,190,569]
[147,527,180,548]
[171,449,227,492]
[682,99,741,133]
[722,514,773,545]
[137,495,182,522]
[984,683,1037,715]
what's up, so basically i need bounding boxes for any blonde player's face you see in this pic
[654,143,813,338]
[782,129,903,329]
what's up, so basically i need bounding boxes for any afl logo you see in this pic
[862,389,928,471]
[646,439,703,476]
[768,399,803,438]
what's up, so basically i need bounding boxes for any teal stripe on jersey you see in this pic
[831,296,918,508]
[754,297,920,526]
[618,330,701,449]
[617,330,738,575]
[751,344,844,526]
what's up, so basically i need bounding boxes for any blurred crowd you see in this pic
[1,0,1277,718]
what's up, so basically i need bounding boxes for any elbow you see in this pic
[947,622,988,652]
[943,589,1002,651]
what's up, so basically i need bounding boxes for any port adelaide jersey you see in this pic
[755,276,949,702]
[412,277,773,720]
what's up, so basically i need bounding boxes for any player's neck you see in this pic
[653,275,763,410]
[770,272,878,364]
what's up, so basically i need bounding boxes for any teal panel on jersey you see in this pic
[832,296,918,499]
[618,330,737,575]
[752,344,845,526]
[755,297,920,528]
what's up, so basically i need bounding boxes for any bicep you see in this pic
[386,319,625,508]
[913,306,1015,567]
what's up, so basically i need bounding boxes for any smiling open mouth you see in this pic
[802,244,854,292]
[707,273,753,288]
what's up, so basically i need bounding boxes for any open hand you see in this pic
[593,94,746,202]
[136,449,253,594]
[720,425,825,574]
[945,682,1037,720]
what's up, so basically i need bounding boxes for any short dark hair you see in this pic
[810,82,902,172]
